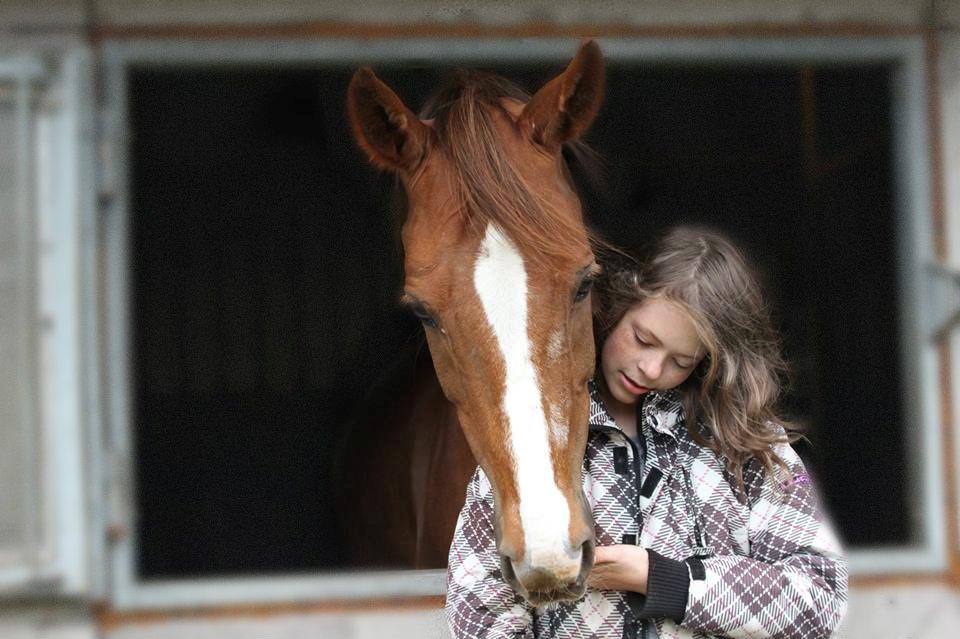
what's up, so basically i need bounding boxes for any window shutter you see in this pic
[0,57,44,590]
[0,52,91,595]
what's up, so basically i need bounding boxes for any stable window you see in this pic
[103,37,941,608]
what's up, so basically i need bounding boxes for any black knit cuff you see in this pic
[637,549,691,621]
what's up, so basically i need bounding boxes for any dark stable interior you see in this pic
[130,60,904,577]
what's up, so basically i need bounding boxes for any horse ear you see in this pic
[347,67,430,173]
[520,40,605,149]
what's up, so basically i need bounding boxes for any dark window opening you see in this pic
[129,59,904,578]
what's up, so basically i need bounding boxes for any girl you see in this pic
[446,226,848,639]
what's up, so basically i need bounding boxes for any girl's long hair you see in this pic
[594,226,798,495]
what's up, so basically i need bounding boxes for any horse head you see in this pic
[347,41,605,605]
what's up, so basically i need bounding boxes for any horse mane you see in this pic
[418,70,604,270]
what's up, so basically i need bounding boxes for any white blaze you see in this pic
[473,224,574,573]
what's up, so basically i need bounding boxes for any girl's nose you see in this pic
[640,357,662,381]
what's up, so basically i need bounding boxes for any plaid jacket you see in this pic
[446,383,848,638]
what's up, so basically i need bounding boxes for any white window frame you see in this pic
[0,46,98,597]
[101,35,941,609]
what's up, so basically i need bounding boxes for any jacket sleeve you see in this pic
[446,466,535,639]
[679,442,848,639]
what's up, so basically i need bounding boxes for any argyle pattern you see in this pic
[445,383,848,639]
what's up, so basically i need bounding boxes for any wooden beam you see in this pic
[91,20,923,43]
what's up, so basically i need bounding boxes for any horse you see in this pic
[339,40,606,606]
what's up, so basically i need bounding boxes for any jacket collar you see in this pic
[588,377,685,438]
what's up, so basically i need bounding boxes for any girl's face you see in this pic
[600,297,705,407]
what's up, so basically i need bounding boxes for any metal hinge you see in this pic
[97,112,118,205]
[926,263,960,342]
[104,449,131,544]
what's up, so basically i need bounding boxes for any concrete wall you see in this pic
[940,24,960,570]
[1,584,954,639]
[0,0,949,32]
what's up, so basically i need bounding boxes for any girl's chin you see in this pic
[610,385,641,405]
[599,374,635,406]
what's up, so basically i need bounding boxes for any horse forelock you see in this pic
[420,71,598,271]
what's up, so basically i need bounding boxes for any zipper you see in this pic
[588,422,646,507]
[589,396,652,639]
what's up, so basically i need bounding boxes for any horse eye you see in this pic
[573,276,595,303]
[410,301,440,329]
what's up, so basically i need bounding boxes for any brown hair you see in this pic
[594,226,798,493]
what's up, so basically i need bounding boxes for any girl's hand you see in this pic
[587,544,649,593]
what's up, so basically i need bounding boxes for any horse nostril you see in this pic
[581,538,596,564]
[575,538,596,589]
[500,554,527,597]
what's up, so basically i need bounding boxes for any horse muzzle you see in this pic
[500,535,595,606]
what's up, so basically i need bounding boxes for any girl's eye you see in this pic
[573,276,595,303]
[635,334,650,346]
[674,360,692,370]
[410,302,440,329]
